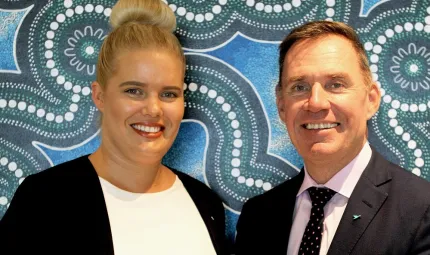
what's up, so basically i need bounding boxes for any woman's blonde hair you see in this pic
[96,0,185,88]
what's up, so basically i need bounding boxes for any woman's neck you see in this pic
[89,146,175,193]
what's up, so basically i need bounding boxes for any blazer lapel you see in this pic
[78,156,115,255]
[278,170,305,254]
[328,149,391,255]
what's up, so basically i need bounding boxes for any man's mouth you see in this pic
[302,123,340,130]
[131,124,164,133]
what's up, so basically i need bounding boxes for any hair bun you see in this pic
[110,0,176,32]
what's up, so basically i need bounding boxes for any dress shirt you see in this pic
[287,142,372,255]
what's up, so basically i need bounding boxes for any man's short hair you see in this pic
[277,21,372,92]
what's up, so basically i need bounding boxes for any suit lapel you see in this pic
[328,149,391,255]
[278,170,305,254]
[257,170,305,254]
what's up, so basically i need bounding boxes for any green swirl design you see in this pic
[183,53,298,211]
[167,0,351,48]
[0,137,42,216]
[359,0,429,180]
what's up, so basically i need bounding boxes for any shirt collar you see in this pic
[297,142,372,198]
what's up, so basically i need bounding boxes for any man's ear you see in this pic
[91,81,105,113]
[276,84,286,123]
[366,82,381,120]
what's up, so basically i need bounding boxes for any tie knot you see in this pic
[307,187,336,207]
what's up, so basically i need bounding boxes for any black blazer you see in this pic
[0,155,227,255]
[234,148,430,255]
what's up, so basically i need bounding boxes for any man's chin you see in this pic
[304,143,340,158]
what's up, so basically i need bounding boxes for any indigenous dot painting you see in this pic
[0,0,429,243]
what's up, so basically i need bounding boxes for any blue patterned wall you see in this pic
[1,0,429,243]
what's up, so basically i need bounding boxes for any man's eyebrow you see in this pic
[286,76,306,84]
[328,73,351,80]
[119,81,148,87]
[285,73,351,83]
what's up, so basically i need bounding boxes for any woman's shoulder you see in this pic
[25,154,95,187]
[3,155,98,215]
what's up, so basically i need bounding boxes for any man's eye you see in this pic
[326,82,344,90]
[291,83,310,92]
[125,88,143,95]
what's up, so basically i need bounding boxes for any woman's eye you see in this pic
[161,91,178,98]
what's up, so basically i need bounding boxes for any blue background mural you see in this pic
[1,0,429,244]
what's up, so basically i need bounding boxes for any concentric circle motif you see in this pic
[166,0,351,48]
[0,1,113,217]
[359,0,429,180]
[30,1,113,97]
[389,42,430,93]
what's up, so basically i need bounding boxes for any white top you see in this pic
[287,142,372,255]
[99,176,217,255]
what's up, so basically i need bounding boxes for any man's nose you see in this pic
[303,83,330,112]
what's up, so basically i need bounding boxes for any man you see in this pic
[234,21,430,255]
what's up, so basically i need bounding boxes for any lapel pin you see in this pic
[353,214,361,220]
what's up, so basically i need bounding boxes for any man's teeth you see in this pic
[132,124,161,133]
[305,123,339,130]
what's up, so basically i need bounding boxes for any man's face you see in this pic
[277,35,380,165]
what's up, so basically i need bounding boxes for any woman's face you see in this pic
[92,49,184,162]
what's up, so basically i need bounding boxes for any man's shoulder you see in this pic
[369,148,430,195]
[244,173,301,210]
[366,151,430,213]
[386,160,430,199]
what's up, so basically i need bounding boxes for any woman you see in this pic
[0,0,226,254]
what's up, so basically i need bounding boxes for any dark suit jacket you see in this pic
[234,148,430,255]
[0,155,227,255]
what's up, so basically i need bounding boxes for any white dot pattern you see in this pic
[299,187,336,255]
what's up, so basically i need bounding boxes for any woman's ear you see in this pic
[91,81,105,113]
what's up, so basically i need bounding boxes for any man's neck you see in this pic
[304,142,367,184]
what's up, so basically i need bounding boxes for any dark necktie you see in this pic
[298,187,337,255]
